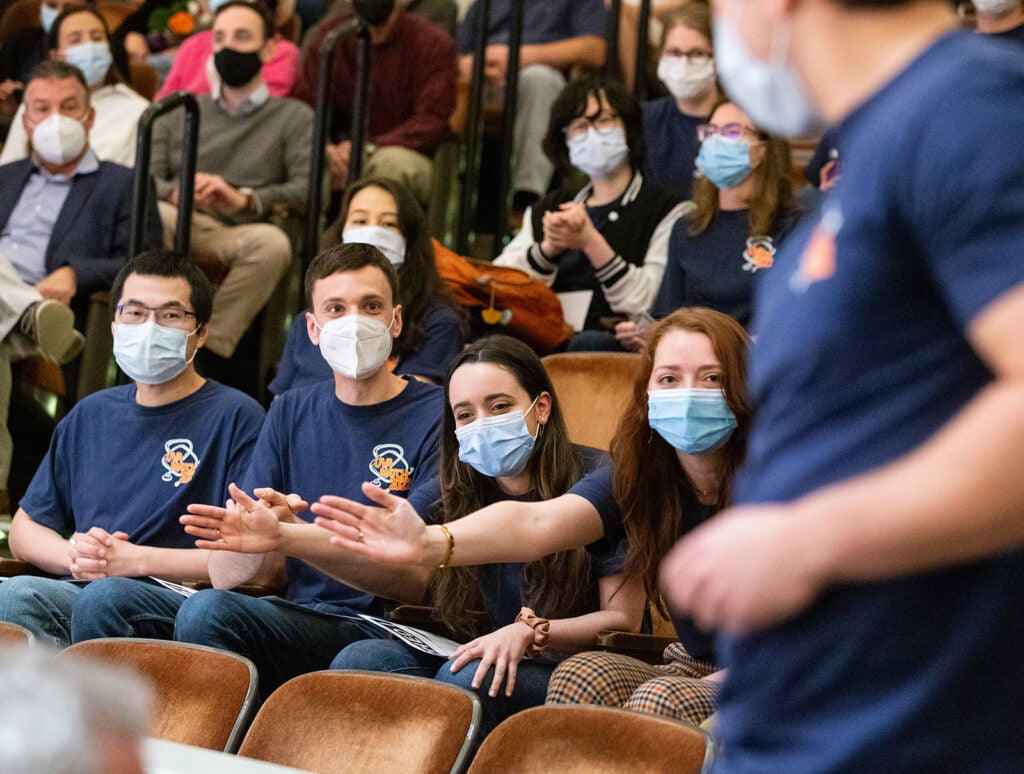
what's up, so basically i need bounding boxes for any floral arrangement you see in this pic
[147,0,210,52]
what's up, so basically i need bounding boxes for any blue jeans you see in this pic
[174,589,383,702]
[332,638,558,743]
[71,577,185,643]
[0,575,82,648]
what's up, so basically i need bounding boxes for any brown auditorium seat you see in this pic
[61,637,257,752]
[0,620,35,645]
[467,704,715,774]
[238,670,481,774]
[541,351,641,451]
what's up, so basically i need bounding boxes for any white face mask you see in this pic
[567,126,630,179]
[28,113,88,165]
[713,13,821,138]
[316,311,395,380]
[657,56,716,101]
[342,225,407,266]
[973,0,1020,14]
[64,41,113,87]
[113,321,198,385]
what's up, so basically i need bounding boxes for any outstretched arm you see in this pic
[312,481,606,567]
[182,483,431,602]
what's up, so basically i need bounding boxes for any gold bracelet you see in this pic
[436,523,455,569]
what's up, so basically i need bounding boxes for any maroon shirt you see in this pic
[292,10,457,156]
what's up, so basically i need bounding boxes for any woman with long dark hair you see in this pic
[330,334,644,743]
[270,177,464,392]
[312,307,752,724]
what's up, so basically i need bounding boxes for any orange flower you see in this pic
[167,10,195,36]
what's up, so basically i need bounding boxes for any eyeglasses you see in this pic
[116,303,198,328]
[564,112,622,140]
[662,48,713,65]
[697,122,760,142]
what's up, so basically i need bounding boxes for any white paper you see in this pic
[357,614,461,658]
[149,577,197,598]
[557,290,594,333]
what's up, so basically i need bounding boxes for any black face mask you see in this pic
[214,47,264,88]
[353,0,394,26]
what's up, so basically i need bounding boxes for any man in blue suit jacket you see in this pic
[0,59,160,513]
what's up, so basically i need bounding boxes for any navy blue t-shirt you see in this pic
[986,22,1024,47]
[242,377,443,612]
[268,304,464,394]
[568,464,716,662]
[21,380,264,551]
[456,0,606,54]
[471,446,614,632]
[641,96,704,199]
[653,209,793,327]
[718,31,1024,772]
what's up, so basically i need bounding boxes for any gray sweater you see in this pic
[151,93,313,225]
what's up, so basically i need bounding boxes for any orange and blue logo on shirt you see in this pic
[742,236,776,273]
[369,443,414,492]
[162,438,199,486]
[790,207,843,293]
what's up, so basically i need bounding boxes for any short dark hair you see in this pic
[26,59,90,107]
[214,0,275,42]
[304,242,401,308]
[109,250,215,326]
[543,76,644,173]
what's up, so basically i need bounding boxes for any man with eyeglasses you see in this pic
[0,59,160,518]
[0,250,265,649]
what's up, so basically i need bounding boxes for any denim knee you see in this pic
[0,576,79,648]
[71,577,181,642]
[173,588,247,649]
[331,638,442,676]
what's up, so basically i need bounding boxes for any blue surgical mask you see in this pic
[568,126,630,179]
[713,14,821,139]
[455,397,539,478]
[342,225,406,266]
[696,136,753,189]
[648,388,737,455]
[64,41,113,87]
[40,3,59,33]
[113,321,197,385]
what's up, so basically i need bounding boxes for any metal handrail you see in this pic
[456,0,491,257]
[303,15,366,272]
[130,91,199,256]
[492,0,525,257]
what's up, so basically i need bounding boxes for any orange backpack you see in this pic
[432,239,571,355]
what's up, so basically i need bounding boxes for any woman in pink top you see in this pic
[155,27,299,99]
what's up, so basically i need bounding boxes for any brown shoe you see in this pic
[18,300,84,364]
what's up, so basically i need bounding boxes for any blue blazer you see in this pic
[0,157,162,295]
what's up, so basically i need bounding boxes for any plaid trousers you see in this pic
[545,643,719,725]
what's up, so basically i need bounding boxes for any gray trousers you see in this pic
[0,251,44,489]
